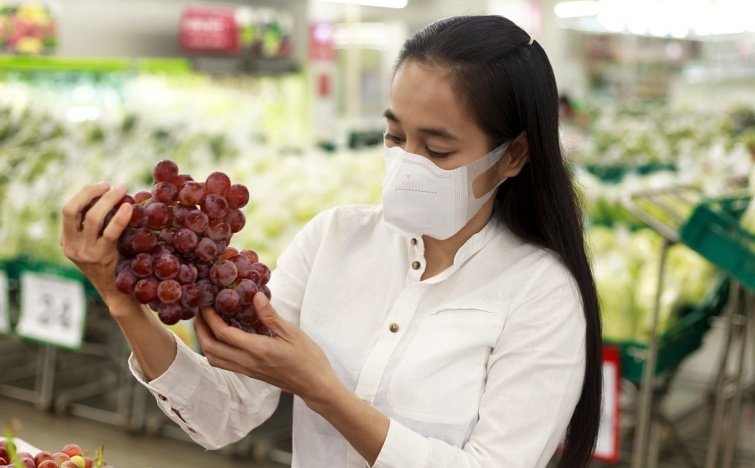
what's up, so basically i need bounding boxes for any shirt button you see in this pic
[411,238,417,245]
[389,323,400,333]
[411,261,421,270]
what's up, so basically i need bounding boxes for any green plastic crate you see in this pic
[583,163,677,184]
[679,195,755,292]
[604,276,730,385]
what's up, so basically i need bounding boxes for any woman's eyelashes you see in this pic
[384,133,452,159]
[384,133,404,144]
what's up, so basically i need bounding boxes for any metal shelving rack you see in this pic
[622,185,753,468]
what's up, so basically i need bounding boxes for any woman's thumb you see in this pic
[254,292,285,336]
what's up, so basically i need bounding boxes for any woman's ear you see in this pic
[499,131,529,178]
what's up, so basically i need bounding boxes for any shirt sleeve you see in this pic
[373,260,588,468]
[128,209,333,449]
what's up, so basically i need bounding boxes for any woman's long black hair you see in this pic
[397,16,602,467]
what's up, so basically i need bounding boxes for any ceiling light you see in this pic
[554,1,600,18]
[316,0,408,8]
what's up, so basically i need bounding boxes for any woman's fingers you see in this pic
[61,182,111,243]
[81,184,128,245]
[101,199,133,244]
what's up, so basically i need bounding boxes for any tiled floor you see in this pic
[0,320,752,467]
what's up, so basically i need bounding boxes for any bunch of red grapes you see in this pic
[92,160,272,334]
[0,441,109,468]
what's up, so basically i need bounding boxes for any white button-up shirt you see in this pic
[130,205,586,468]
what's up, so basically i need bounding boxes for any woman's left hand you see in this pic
[195,292,338,405]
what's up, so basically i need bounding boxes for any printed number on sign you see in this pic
[16,271,86,349]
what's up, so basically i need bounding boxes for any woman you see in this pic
[61,15,601,468]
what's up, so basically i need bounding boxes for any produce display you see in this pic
[0,440,111,468]
[101,160,273,334]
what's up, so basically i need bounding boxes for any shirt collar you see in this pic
[406,215,504,284]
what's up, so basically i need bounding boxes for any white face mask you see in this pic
[382,141,512,240]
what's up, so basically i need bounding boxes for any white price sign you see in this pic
[0,270,9,334]
[16,271,86,349]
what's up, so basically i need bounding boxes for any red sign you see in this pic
[594,345,621,463]
[180,8,239,54]
[310,22,336,62]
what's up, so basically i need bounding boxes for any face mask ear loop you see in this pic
[466,141,512,189]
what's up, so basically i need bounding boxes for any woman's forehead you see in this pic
[388,61,478,138]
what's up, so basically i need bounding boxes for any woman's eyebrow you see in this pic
[383,109,461,141]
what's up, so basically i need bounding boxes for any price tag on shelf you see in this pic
[0,269,9,334]
[16,271,86,349]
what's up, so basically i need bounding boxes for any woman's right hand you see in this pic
[60,181,135,312]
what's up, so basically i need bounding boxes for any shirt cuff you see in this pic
[128,332,203,404]
[372,418,430,468]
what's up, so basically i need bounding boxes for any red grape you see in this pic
[210,260,238,286]
[153,159,179,183]
[225,208,246,233]
[201,194,229,219]
[260,285,272,300]
[146,202,173,230]
[149,300,161,312]
[173,203,193,225]
[133,277,159,303]
[177,263,198,284]
[184,210,209,233]
[18,457,35,468]
[158,302,182,325]
[237,306,258,326]
[159,226,177,244]
[129,204,148,227]
[235,278,258,305]
[250,262,271,286]
[214,240,228,253]
[118,227,136,255]
[174,173,193,185]
[152,181,178,204]
[158,279,182,303]
[215,288,240,315]
[219,247,239,262]
[115,269,139,294]
[181,307,198,320]
[206,219,231,241]
[131,253,154,278]
[117,194,135,207]
[173,228,199,253]
[134,191,151,204]
[132,227,158,253]
[240,249,259,264]
[226,184,250,209]
[154,254,180,280]
[229,255,252,279]
[116,258,133,275]
[178,181,205,206]
[197,279,219,306]
[248,270,262,286]
[196,261,211,279]
[151,242,175,258]
[180,283,203,308]
[205,171,231,195]
[194,237,218,262]
[34,452,54,466]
